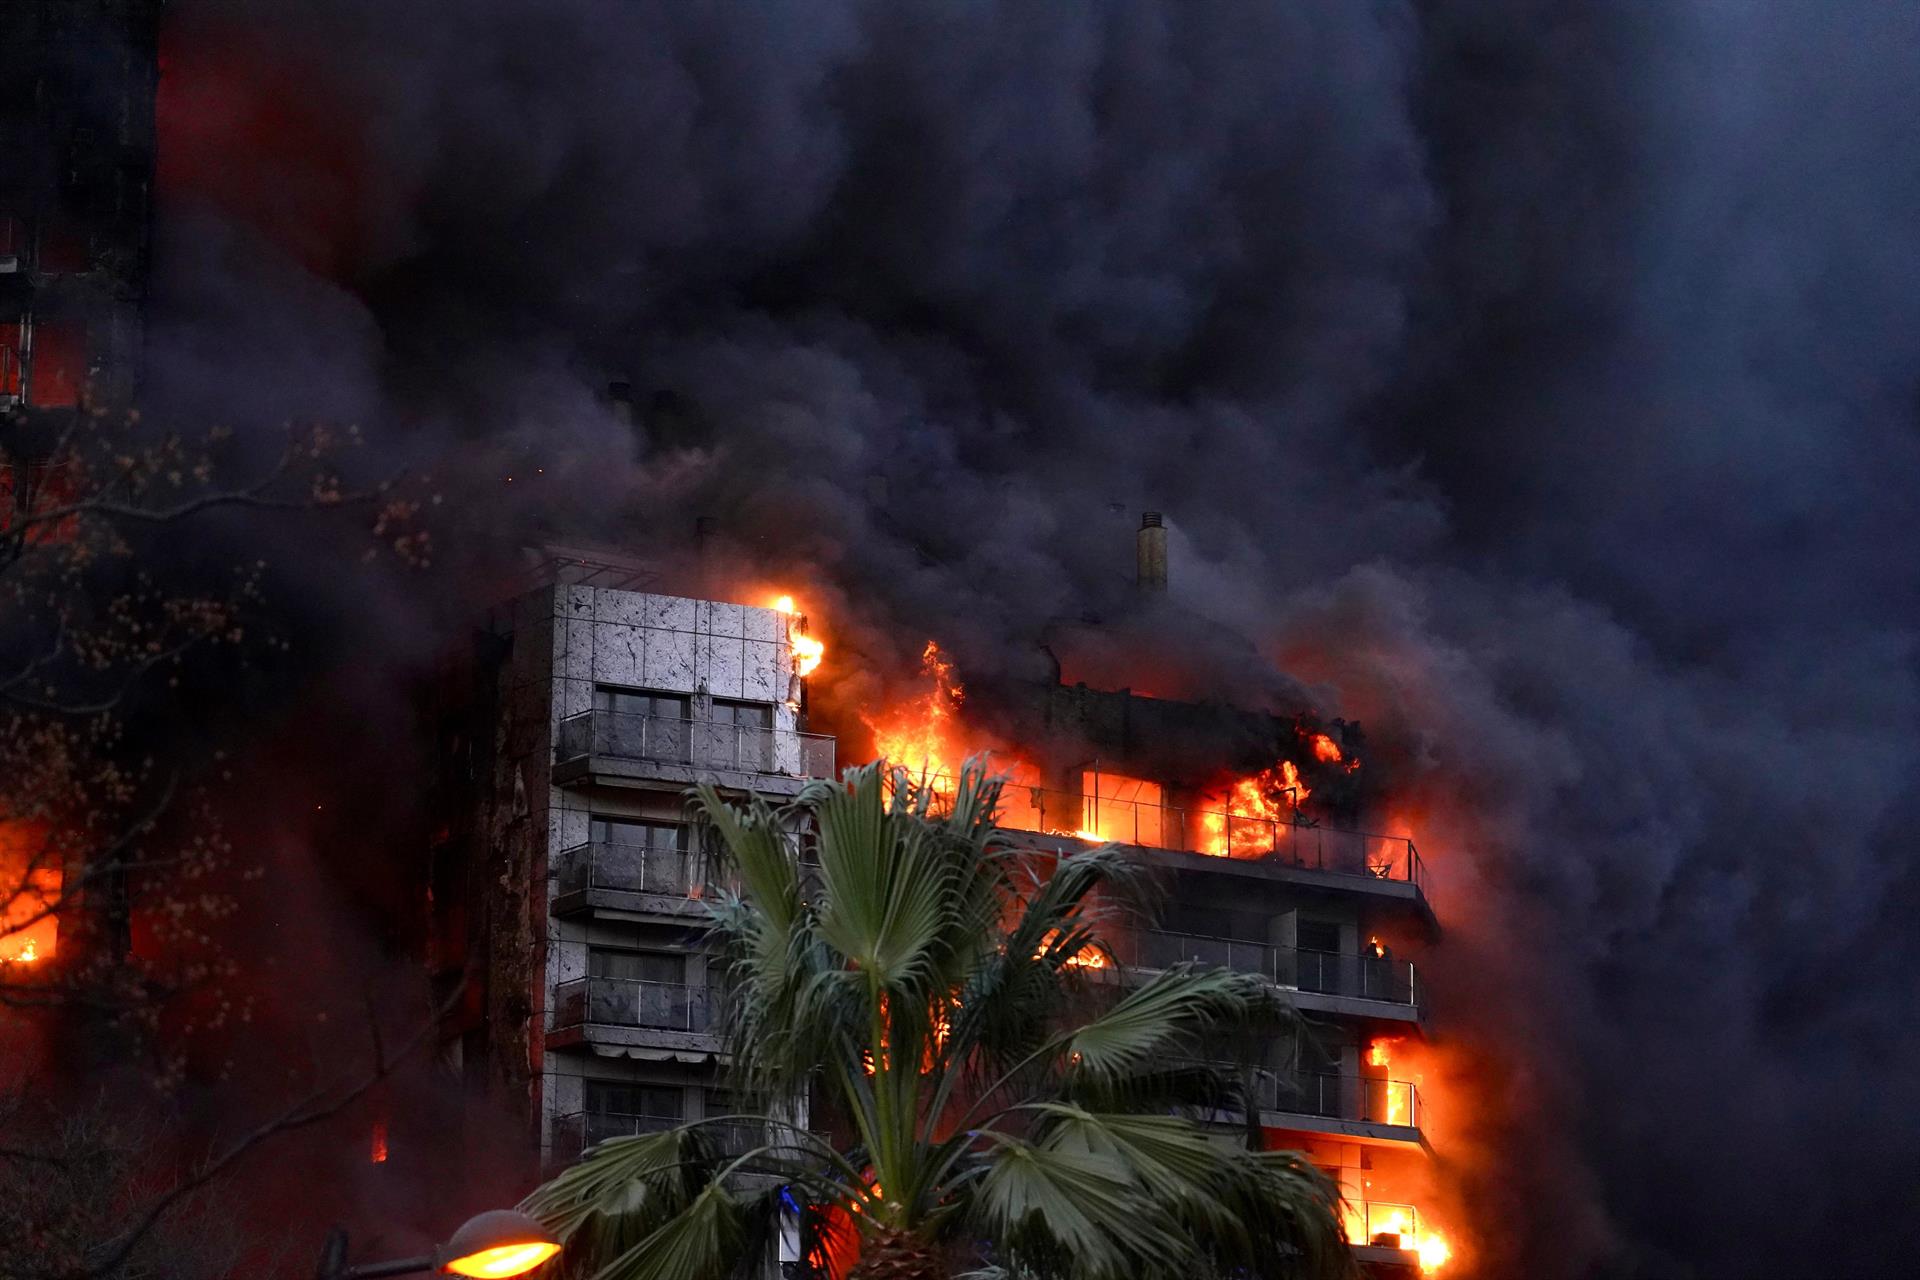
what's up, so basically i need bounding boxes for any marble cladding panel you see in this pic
[744,606,784,644]
[741,640,781,701]
[594,590,647,626]
[704,634,746,700]
[591,622,644,686]
[563,619,595,681]
[710,601,747,639]
[642,594,697,632]
[556,678,593,720]
[642,627,700,691]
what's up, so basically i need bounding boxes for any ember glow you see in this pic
[0,824,60,964]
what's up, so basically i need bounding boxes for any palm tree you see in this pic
[523,760,1353,1280]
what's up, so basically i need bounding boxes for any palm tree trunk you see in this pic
[846,1227,945,1280]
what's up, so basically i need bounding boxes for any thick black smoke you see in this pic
[143,2,1920,1277]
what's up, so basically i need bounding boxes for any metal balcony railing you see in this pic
[555,840,713,899]
[1246,1071,1422,1130]
[558,1110,683,1152]
[552,977,718,1034]
[1344,1200,1433,1252]
[553,1112,782,1165]
[982,780,1427,890]
[555,710,836,780]
[1118,931,1419,1010]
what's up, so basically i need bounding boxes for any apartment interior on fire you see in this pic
[430,530,1449,1277]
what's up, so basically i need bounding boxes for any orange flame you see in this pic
[1198,760,1308,857]
[1311,732,1343,763]
[1365,1038,1412,1127]
[771,595,825,679]
[864,641,965,784]
[369,1118,389,1164]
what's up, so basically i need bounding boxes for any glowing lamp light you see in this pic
[438,1212,560,1278]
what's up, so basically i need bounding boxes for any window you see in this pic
[591,817,687,851]
[1296,919,1342,955]
[587,1080,683,1120]
[703,699,775,771]
[595,688,690,721]
[585,819,692,895]
[589,949,686,985]
[710,700,772,731]
[593,688,691,762]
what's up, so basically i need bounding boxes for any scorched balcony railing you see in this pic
[1117,930,1420,1011]
[555,710,836,780]
[554,840,712,900]
[551,977,718,1034]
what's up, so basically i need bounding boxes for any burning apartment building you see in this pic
[429,523,1456,1277]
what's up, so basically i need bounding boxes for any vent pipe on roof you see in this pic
[1137,511,1167,592]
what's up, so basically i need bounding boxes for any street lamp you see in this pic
[316,1209,561,1280]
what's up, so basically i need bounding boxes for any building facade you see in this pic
[429,580,832,1180]
[438,581,1445,1276]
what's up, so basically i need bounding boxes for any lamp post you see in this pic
[316,1209,561,1280]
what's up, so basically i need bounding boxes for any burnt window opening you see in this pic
[1296,919,1342,955]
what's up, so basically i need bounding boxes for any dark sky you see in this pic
[144,3,1920,1277]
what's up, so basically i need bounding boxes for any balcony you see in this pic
[991,782,1428,894]
[1344,1201,1443,1270]
[553,710,836,793]
[1116,930,1422,1023]
[549,977,721,1053]
[552,840,714,917]
[1249,1071,1423,1142]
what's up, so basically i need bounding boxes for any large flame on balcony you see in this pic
[0,823,61,964]
[863,641,966,785]
[1366,1037,1412,1127]
[1198,760,1309,857]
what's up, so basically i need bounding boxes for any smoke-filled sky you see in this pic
[142,2,1920,1277]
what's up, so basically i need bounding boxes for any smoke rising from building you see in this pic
[127,2,1920,1277]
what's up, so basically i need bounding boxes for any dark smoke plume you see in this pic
[138,2,1920,1277]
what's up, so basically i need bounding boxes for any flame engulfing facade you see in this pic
[429,560,1458,1277]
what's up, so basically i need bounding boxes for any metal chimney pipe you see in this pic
[1137,511,1167,592]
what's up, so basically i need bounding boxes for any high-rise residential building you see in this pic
[433,570,1447,1278]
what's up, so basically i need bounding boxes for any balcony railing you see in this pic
[555,840,712,900]
[557,1110,682,1153]
[1119,931,1419,1010]
[552,977,718,1034]
[1248,1071,1421,1130]
[985,781,1427,890]
[555,710,836,780]
[1344,1200,1435,1253]
[555,1111,770,1154]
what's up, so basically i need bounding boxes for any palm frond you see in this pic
[968,1132,1188,1280]
[1062,964,1287,1091]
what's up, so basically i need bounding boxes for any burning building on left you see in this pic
[0,0,161,417]
[1,0,164,973]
